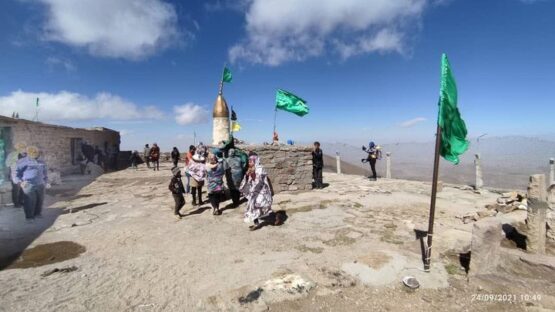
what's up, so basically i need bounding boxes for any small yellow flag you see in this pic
[232,121,241,132]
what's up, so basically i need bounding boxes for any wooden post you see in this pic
[424,125,442,271]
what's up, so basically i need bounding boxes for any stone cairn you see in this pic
[239,144,313,193]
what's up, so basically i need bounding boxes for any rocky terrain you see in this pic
[0,162,554,311]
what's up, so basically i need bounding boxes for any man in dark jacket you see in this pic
[169,166,186,219]
[143,144,151,168]
[312,141,324,189]
[171,147,180,167]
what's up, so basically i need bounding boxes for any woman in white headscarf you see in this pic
[240,154,277,230]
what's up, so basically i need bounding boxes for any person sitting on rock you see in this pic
[186,153,207,207]
[206,154,225,215]
[169,166,186,219]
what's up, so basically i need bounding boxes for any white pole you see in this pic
[475,154,483,190]
[336,152,341,174]
[386,152,391,179]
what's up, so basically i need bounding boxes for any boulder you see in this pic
[48,170,62,185]
[469,218,503,276]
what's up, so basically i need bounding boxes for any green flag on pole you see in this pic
[438,53,468,165]
[275,89,309,117]
[222,67,232,83]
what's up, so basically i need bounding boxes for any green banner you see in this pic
[438,53,469,165]
[222,67,232,83]
[275,89,309,117]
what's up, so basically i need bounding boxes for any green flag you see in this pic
[222,66,232,83]
[438,53,468,165]
[275,89,309,117]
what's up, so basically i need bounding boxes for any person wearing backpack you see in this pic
[363,141,382,181]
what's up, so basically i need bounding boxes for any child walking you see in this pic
[169,167,186,219]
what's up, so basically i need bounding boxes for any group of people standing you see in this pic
[5,143,50,223]
[142,143,161,171]
[168,144,280,231]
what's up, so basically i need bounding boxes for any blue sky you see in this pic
[1,0,554,151]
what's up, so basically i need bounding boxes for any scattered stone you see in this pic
[41,266,78,277]
[263,274,314,296]
[476,209,496,219]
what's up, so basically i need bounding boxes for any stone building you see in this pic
[0,116,120,204]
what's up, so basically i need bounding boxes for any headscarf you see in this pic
[27,146,40,159]
[369,141,375,149]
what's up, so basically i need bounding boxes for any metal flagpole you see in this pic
[272,107,278,141]
[424,124,442,271]
[230,105,234,137]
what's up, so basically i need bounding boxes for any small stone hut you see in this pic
[0,116,120,204]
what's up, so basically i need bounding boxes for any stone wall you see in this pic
[238,144,313,193]
[0,116,120,175]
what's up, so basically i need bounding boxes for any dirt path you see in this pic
[0,163,552,311]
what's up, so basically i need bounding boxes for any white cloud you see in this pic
[229,0,427,66]
[39,0,180,60]
[45,56,76,71]
[400,117,427,128]
[174,103,210,125]
[0,90,164,121]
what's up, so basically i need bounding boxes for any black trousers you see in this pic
[191,186,203,205]
[230,189,241,206]
[208,193,221,210]
[11,182,23,207]
[22,184,45,219]
[172,159,178,167]
[152,159,159,171]
[369,158,377,179]
[172,193,185,215]
[313,166,323,188]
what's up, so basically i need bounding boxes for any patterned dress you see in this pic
[240,157,273,223]
[206,162,225,194]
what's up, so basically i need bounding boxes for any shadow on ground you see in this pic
[0,174,97,270]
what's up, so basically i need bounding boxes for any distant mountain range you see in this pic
[320,136,555,190]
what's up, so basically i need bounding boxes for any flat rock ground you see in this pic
[0,162,553,311]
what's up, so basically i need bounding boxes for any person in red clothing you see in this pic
[149,143,160,171]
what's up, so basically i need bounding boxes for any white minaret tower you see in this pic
[212,84,230,145]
